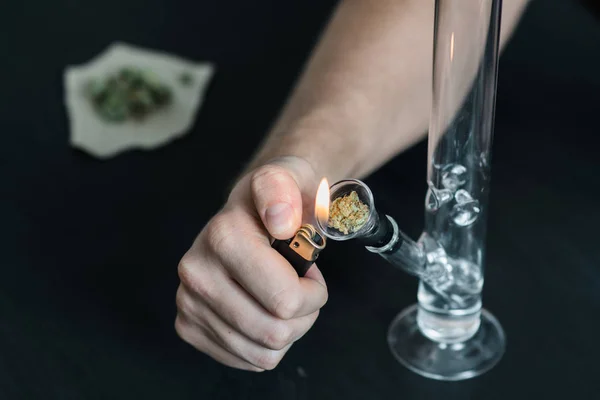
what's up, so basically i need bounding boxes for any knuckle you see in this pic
[254,350,283,371]
[251,165,290,196]
[178,258,213,301]
[205,214,235,256]
[174,315,189,340]
[271,288,302,320]
[175,286,194,316]
[177,255,198,288]
[251,164,287,185]
[262,322,293,350]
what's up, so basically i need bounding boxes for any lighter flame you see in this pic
[315,177,330,228]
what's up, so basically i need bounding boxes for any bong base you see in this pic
[387,304,505,381]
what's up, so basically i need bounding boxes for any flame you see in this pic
[315,177,330,228]
[450,32,455,62]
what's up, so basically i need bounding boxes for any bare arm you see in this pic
[250,0,530,182]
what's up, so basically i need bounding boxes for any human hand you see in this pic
[175,156,328,371]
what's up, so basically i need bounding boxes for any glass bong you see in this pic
[317,0,505,381]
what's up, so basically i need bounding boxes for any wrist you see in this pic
[251,126,364,183]
[228,155,317,203]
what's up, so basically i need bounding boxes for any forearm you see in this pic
[249,0,529,182]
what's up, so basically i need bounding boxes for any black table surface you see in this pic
[1,0,600,398]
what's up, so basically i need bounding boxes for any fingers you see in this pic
[174,315,264,372]
[199,208,328,320]
[178,266,320,350]
[212,221,328,319]
[250,164,303,240]
[176,285,319,370]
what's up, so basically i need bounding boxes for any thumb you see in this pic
[250,164,303,240]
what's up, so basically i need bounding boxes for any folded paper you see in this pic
[64,42,215,159]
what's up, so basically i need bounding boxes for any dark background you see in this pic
[1,0,600,398]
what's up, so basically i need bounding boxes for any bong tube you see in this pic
[318,1,502,322]
[421,0,501,296]
[412,0,503,344]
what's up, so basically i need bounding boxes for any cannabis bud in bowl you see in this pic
[328,191,370,235]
